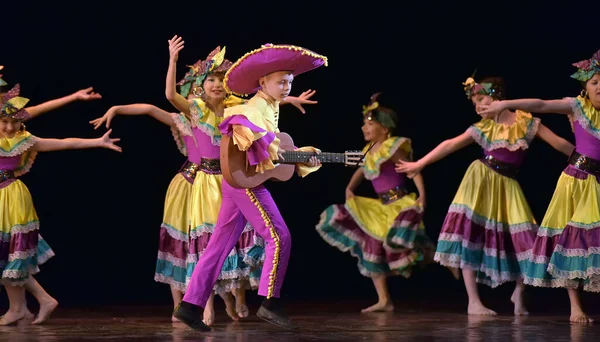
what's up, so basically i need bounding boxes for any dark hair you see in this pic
[478,76,506,100]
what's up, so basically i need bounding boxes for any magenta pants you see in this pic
[183,179,291,307]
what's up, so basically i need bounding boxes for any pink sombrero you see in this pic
[224,43,328,96]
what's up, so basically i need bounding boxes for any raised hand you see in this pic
[74,87,102,101]
[285,89,318,114]
[168,35,185,63]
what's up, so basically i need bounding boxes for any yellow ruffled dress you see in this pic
[154,112,198,291]
[434,111,539,287]
[524,96,600,292]
[0,131,54,286]
[316,137,434,277]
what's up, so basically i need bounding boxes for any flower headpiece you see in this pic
[362,92,397,130]
[462,70,502,99]
[571,49,600,82]
[1,84,30,120]
[177,46,232,98]
[0,65,7,87]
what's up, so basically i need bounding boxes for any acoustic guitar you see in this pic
[221,132,364,189]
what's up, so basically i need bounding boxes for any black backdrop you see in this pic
[2,2,599,312]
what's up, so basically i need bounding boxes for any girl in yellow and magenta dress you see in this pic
[397,75,574,316]
[0,84,121,326]
[316,93,435,313]
[1,68,105,325]
[478,49,600,323]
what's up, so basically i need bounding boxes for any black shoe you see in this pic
[173,301,211,332]
[257,305,296,330]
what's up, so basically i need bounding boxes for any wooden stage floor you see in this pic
[1,300,599,341]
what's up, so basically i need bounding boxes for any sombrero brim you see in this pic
[224,44,328,96]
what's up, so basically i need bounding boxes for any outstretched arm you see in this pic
[395,131,474,177]
[33,129,122,152]
[25,87,102,119]
[90,104,174,129]
[536,123,575,156]
[478,98,572,119]
[165,35,191,115]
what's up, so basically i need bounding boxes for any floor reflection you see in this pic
[0,302,597,341]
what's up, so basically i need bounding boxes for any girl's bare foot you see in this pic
[222,292,239,321]
[32,297,59,325]
[171,315,179,322]
[467,302,497,316]
[510,290,529,316]
[236,303,249,318]
[570,307,594,324]
[361,301,394,313]
[203,307,215,326]
[0,309,26,326]
[0,306,33,320]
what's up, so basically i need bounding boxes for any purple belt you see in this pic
[199,158,221,175]
[179,158,221,182]
[480,155,519,179]
[569,150,600,177]
[179,160,200,182]
[0,169,15,183]
[377,185,408,205]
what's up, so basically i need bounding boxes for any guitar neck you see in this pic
[278,151,347,164]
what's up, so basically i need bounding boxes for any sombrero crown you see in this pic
[224,43,328,97]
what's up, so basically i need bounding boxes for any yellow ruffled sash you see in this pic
[570,95,600,139]
[362,136,411,180]
[190,95,246,146]
[468,110,540,151]
[0,131,37,176]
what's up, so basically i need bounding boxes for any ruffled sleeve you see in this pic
[0,131,38,176]
[293,146,322,177]
[362,136,411,180]
[467,110,540,152]
[189,96,246,146]
[218,100,281,174]
[169,113,193,156]
[569,96,600,139]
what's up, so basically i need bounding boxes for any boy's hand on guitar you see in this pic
[306,155,321,167]
[277,149,285,162]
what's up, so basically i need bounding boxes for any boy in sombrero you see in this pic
[174,44,328,331]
